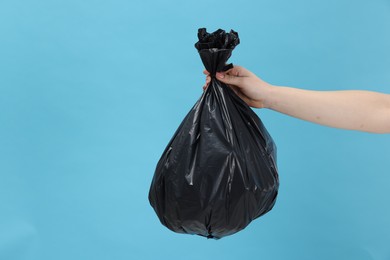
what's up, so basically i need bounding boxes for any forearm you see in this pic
[263,86,390,133]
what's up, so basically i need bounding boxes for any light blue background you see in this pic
[0,0,389,259]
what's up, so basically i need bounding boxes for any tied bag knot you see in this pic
[195,28,239,76]
[198,49,234,76]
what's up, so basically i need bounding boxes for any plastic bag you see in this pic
[149,28,279,239]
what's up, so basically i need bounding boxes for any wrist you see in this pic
[261,83,276,109]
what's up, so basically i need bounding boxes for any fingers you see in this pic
[225,67,241,77]
[206,75,211,84]
[203,70,210,91]
[213,65,254,88]
[203,66,249,91]
[203,75,211,91]
[216,71,244,87]
[204,66,249,76]
[226,66,253,77]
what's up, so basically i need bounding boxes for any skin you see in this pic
[203,66,390,134]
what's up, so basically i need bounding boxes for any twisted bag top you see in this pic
[149,28,279,239]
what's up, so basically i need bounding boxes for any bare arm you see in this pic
[265,87,390,133]
[203,66,390,133]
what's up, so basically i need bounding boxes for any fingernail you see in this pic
[216,73,224,79]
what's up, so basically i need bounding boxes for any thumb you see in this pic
[216,72,243,87]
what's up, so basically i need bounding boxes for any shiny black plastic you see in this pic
[149,28,279,239]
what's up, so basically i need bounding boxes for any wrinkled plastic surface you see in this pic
[149,28,279,239]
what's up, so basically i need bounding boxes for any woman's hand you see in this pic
[202,65,390,133]
[203,65,273,108]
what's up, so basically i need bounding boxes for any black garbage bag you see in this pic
[149,28,279,239]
